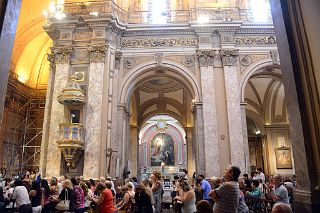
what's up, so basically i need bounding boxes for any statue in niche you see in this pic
[151,133,175,166]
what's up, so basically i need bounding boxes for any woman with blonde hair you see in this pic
[54,179,76,212]
[151,171,163,213]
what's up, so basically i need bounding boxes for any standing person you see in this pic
[150,171,163,213]
[141,178,154,206]
[12,179,32,213]
[198,175,213,206]
[0,187,5,212]
[209,166,241,213]
[134,184,153,213]
[255,168,265,183]
[71,178,85,213]
[174,180,197,213]
[181,169,189,180]
[91,183,116,213]
[29,181,42,213]
[54,179,76,212]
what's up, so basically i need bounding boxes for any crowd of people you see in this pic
[0,166,296,213]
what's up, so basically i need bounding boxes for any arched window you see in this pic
[149,0,169,24]
[250,0,271,22]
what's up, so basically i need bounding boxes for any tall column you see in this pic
[240,102,250,174]
[45,45,73,177]
[130,125,139,177]
[39,53,56,176]
[192,103,205,175]
[197,50,220,177]
[221,49,246,173]
[0,0,22,124]
[185,127,195,174]
[83,44,108,179]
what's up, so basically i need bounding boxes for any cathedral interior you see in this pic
[0,0,319,211]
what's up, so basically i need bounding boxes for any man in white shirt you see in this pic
[255,168,266,183]
[12,180,31,213]
[267,174,290,204]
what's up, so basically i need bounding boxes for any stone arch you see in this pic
[119,60,201,109]
[239,58,274,102]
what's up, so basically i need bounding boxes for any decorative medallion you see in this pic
[124,57,136,69]
[156,120,168,132]
[183,55,195,67]
[240,55,252,66]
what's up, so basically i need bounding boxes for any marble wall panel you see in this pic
[45,63,69,177]
[83,62,105,179]
[224,65,246,173]
[200,66,220,176]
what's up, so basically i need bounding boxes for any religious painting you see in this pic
[151,133,175,166]
[275,147,293,169]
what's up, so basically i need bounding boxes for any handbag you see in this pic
[55,189,70,211]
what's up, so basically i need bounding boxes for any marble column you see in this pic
[197,50,220,177]
[240,102,250,174]
[192,103,205,175]
[45,46,73,177]
[0,0,22,124]
[83,44,108,179]
[185,127,195,174]
[130,125,139,177]
[39,53,56,176]
[221,49,246,173]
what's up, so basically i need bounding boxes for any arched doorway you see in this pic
[138,115,186,179]
[243,65,295,177]
[117,64,200,179]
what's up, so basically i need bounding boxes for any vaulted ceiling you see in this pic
[130,73,194,127]
[244,66,287,127]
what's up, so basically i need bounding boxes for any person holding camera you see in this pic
[174,180,197,213]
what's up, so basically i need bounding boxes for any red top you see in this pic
[100,188,116,213]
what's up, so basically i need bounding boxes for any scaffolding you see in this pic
[1,73,45,176]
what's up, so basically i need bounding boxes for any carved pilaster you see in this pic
[88,44,107,63]
[196,50,217,67]
[220,49,239,66]
[114,52,122,69]
[53,45,74,64]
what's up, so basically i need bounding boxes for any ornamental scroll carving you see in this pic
[121,37,198,48]
[196,50,216,67]
[88,44,106,63]
[47,53,56,71]
[54,46,74,64]
[221,49,239,66]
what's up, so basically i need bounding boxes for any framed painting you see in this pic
[275,147,293,169]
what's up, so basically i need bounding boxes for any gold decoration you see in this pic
[57,123,84,167]
[57,75,86,105]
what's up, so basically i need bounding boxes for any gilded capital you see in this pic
[220,49,239,66]
[88,44,107,63]
[54,45,74,64]
[196,50,216,67]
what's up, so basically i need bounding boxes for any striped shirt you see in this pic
[213,181,240,213]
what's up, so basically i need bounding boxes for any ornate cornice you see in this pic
[87,44,107,63]
[220,49,239,66]
[53,45,74,64]
[234,36,276,46]
[121,37,198,48]
[196,50,217,67]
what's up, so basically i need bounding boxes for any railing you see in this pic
[55,1,265,24]
[58,123,84,144]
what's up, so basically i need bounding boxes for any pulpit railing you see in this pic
[58,123,84,144]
